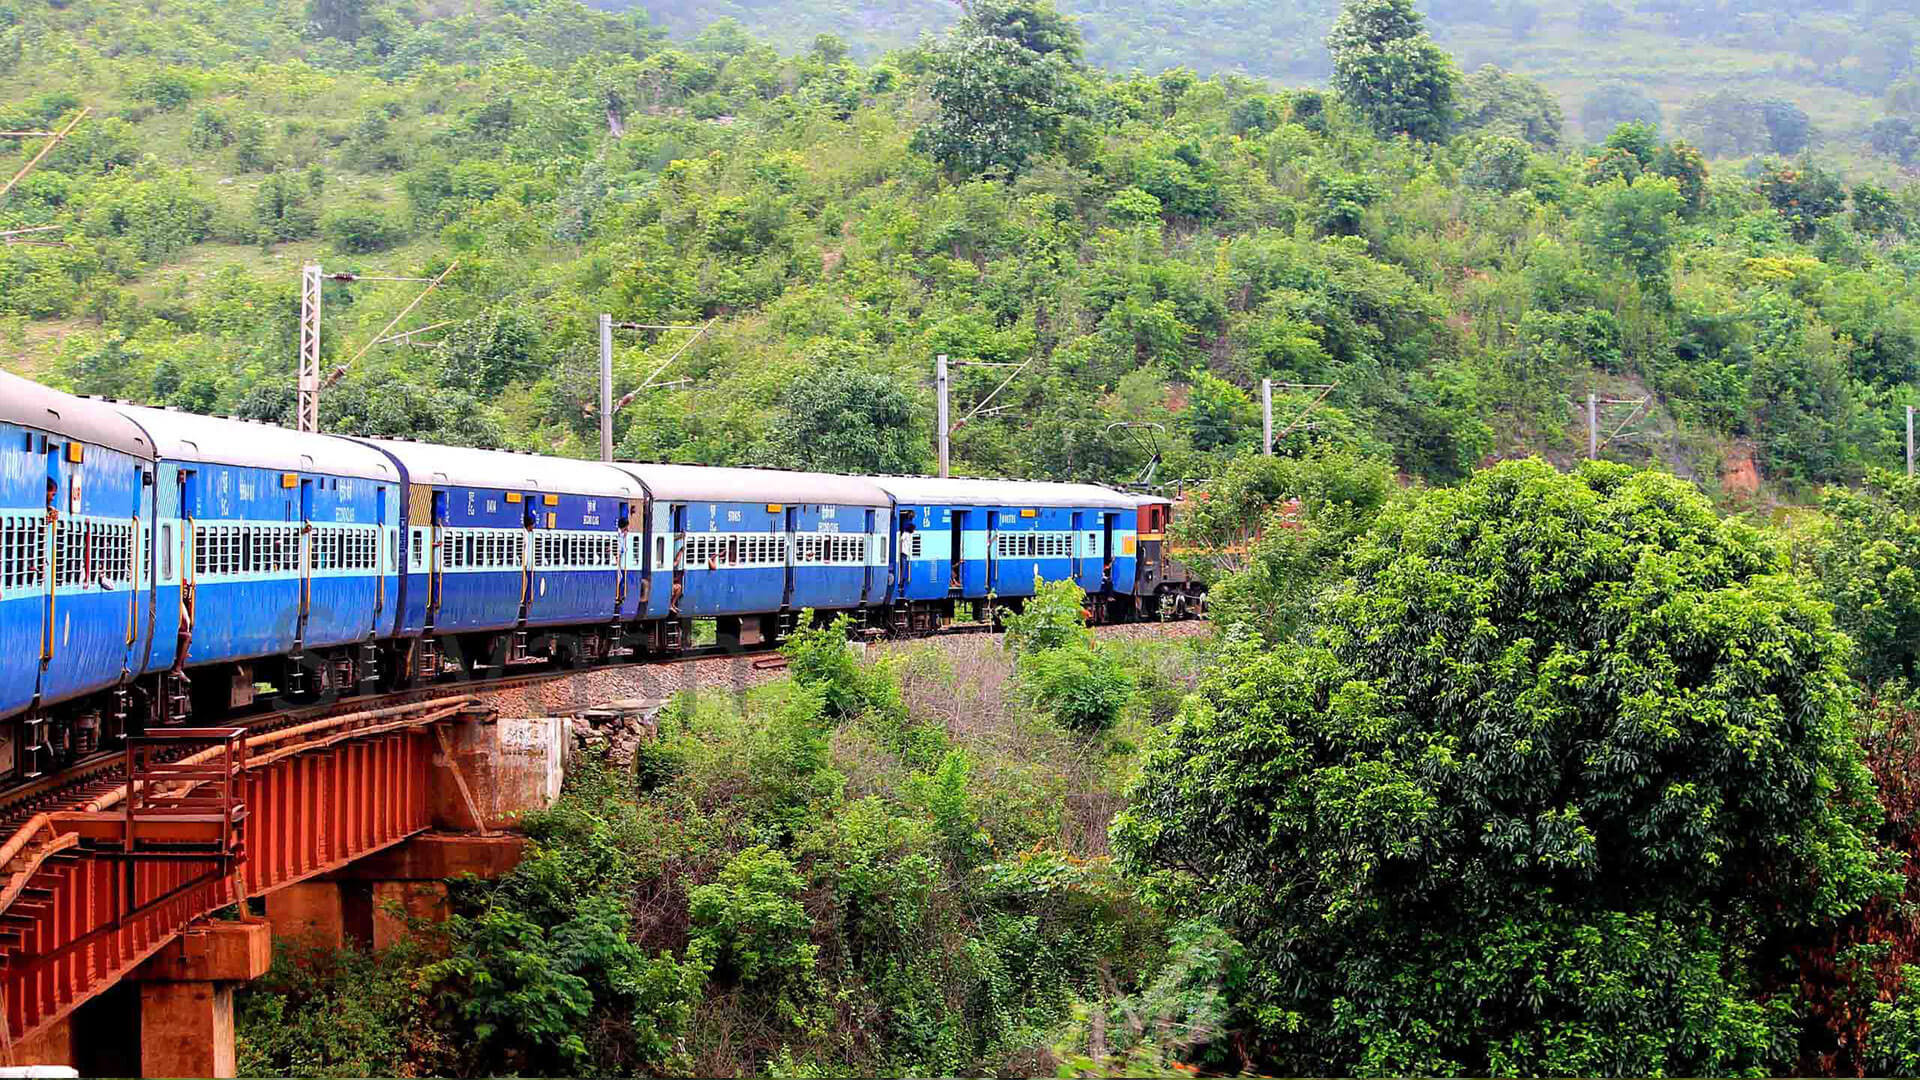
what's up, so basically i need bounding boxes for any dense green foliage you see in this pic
[4,0,1919,494]
[237,614,1207,1076]
[1117,460,1891,1075]
[1005,580,1135,733]
[1327,0,1459,142]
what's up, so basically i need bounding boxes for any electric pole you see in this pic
[297,263,450,433]
[592,316,712,457]
[0,107,88,204]
[599,313,614,462]
[936,354,950,478]
[298,263,322,434]
[1262,378,1273,456]
[1588,393,1598,461]
[1908,405,1914,478]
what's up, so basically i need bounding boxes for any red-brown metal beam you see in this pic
[0,704,461,1054]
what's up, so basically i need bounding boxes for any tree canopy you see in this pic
[1117,460,1889,1075]
[1327,0,1459,142]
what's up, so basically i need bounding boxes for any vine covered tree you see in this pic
[1116,460,1889,1075]
[1326,0,1459,142]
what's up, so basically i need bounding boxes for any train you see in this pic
[0,371,1202,779]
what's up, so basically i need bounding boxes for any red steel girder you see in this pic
[0,721,440,1049]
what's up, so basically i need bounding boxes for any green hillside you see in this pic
[629,0,1918,152]
[0,0,1916,501]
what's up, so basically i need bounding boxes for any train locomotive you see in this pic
[0,371,1201,779]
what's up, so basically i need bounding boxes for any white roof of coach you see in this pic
[1,373,155,459]
[868,476,1137,510]
[616,462,891,507]
[110,402,397,480]
[349,438,642,498]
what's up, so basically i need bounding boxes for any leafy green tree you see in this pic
[1456,64,1562,148]
[1005,580,1132,733]
[1759,159,1846,242]
[1581,175,1684,285]
[1017,643,1133,733]
[432,310,543,397]
[1579,81,1661,138]
[1463,135,1531,193]
[1116,460,1888,1075]
[910,0,1086,177]
[1602,119,1659,168]
[1761,98,1815,155]
[1870,117,1920,166]
[1326,0,1459,142]
[321,206,401,253]
[689,845,819,993]
[1653,139,1709,215]
[132,71,193,111]
[1681,92,1815,157]
[250,171,320,246]
[306,0,369,41]
[759,365,928,474]
[1853,182,1908,238]
[1192,449,1397,643]
[1801,469,1920,686]
[1183,369,1255,452]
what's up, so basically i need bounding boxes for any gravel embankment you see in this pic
[473,620,1208,718]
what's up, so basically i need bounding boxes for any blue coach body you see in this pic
[113,405,401,669]
[346,440,643,638]
[1,374,158,724]
[871,478,1140,603]
[616,464,892,620]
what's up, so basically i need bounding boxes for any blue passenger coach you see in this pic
[616,464,892,648]
[115,404,402,707]
[871,478,1140,630]
[1,374,157,771]
[347,439,644,675]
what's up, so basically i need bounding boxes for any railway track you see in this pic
[0,648,720,826]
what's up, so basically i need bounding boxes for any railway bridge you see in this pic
[0,687,572,1077]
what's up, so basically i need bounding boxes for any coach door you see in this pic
[296,476,314,653]
[861,509,877,605]
[516,491,539,631]
[669,504,687,615]
[124,463,147,677]
[897,510,915,589]
[948,510,965,592]
[179,469,199,662]
[613,501,632,619]
[1101,513,1115,589]
[1070,511,1086,587]
[372,487,388,631]
[425,489,448,632]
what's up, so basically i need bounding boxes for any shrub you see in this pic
[322,206,402,253]
[1004,579,1090,656]
[236,938,457,1078]
[688,845,818,993]
[744,685,844,839]
[132,70,192,110]
[251,172,318,245]
[782,612,868,719]
[1018,642,1134,734]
